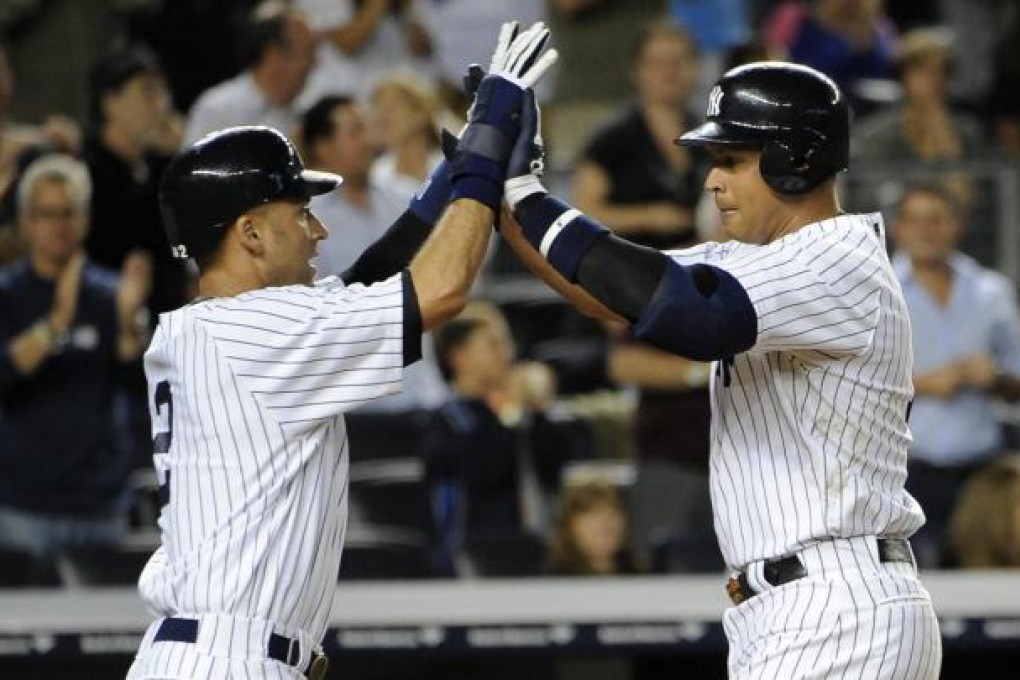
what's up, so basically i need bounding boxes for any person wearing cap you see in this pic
[127,21,557,679]
[498,59,940,677]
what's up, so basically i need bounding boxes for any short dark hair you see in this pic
[89,43,163,128]
[433,317,486,383]
[239,1,296,69]
[298,95,355,163]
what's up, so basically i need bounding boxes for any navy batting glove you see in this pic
[445,76,528,211]
[445,22,558,212]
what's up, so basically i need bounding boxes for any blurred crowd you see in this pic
[1,0,1020,587]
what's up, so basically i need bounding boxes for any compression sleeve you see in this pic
[514,195,758,361]
[341,209,433,286]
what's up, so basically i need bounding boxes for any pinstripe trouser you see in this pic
[126,614,317,680]
[722,537,942,679]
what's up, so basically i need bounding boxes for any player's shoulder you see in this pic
[786,213,885,268]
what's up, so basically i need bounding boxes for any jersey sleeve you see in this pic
[195,272,413,424]
[706,235,882,357]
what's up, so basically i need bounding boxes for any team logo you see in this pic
[707,86,723,118]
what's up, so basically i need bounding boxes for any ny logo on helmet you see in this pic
[707,86,723,118]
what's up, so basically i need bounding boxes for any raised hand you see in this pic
[117,250,153,326]
[443,22,558,212]
[50,250,86,335]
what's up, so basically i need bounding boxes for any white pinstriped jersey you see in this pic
[138,273,407,644]
[668,213,925,569]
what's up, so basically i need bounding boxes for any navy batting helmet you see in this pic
[677,62,850,195]
[159,126,341,261]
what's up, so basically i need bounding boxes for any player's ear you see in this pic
[237,213,265,257]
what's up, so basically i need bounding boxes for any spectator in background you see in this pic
[0,154,150,560]
[852,28,984,165]
[546,477,639,575]
[0,43,82,264]
[85,44,187,319]
[184,1,317,145]
[546,0,668,167]
[781,0,897,112]
[891,182,1020,568]
[569,22,717,572]
[296,0,435,106]
[0,0,160,125]
[299,94,404,276]
[298,93,446,413]
[368,75,443,201]
[423,303,586,573]
[572,21,706,251]
[949,455,1020,569]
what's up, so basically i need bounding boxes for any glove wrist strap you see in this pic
[504,175,546,212]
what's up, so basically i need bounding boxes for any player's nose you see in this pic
[705,167,725,194]
[310,213,328,241]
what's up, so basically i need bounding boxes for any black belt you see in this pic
[726,538,914,606]
[154,617,328,679]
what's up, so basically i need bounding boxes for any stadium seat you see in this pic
[0,548,59,588]
[460,532,547,578]
[338,526,433,580]
[57,544,152,588]
[345,409,432,463]
[349,458,433,535]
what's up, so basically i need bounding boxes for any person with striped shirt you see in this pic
[498,61,941,678]
[127,22,558,679]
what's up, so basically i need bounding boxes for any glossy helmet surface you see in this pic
[159,126,341,260]
[678,62,850,194]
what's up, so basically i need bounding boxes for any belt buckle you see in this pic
[726,575,745,605]
[308,654,329,680]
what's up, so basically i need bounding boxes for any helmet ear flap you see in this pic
[759,138,826,195]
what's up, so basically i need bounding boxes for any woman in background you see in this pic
[547,478,639,576]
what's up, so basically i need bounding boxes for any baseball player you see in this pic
[127,22,557,679]
[498,62,942,678]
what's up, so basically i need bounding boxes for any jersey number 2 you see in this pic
[153,380,173,506]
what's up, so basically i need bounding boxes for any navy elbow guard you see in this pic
[631,261,758,361]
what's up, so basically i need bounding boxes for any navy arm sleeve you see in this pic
[342,209,433,287]
[575,234,757,361]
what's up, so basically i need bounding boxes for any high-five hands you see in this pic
[443,22,558,212]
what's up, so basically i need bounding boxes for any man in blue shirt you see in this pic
[0,154,151,560]
[891,182,1020,567]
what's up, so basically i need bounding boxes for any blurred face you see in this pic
[104,72,171,144]
[275,15,316,103]
[633,32,700,106]
[252,198,328,286]
[704,145,791,244]
[315,103,374,180]
[892,190,960,266]
[901,55,950,105]
[20,179,88,268]
[452,321,511,385]
[371,86,431,149]
[570,501,625,565]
